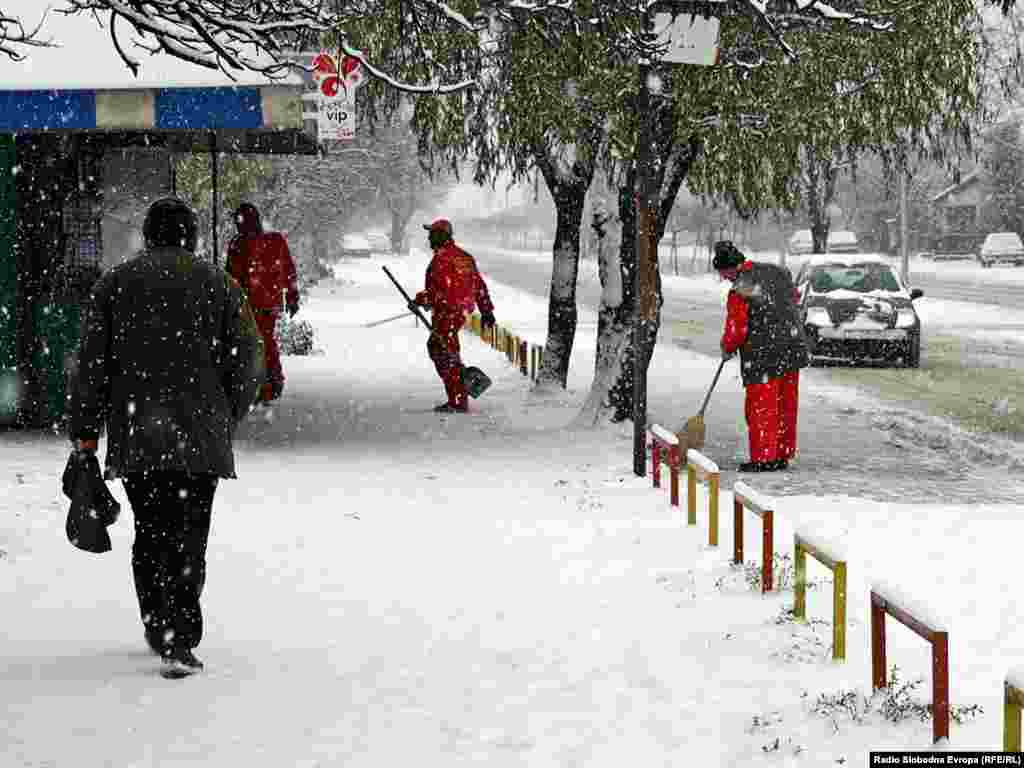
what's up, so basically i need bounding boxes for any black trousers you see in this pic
[123,473,218,654]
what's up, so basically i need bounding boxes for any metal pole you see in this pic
[899,169,909,285]
[210,132,219,266]
[633,10,657,477]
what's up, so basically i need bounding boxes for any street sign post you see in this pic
[633,3,722,478]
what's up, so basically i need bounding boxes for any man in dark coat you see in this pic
[714,241,809,473]
[67,197,264,678]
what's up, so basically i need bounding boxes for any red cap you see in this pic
[423,218,453,237]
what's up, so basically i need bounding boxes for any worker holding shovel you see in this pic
[410,219,496,413]
[714,241,809,473]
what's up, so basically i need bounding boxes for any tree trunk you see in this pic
[535,179,586,390]
[390,207,406,254]
[574,172,640,423]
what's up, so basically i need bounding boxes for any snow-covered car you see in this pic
[340,233,372,258]
[793,256,925,368]
[826,230,859,254]
[977,232,1024,267]
[365,232,392,253]
[787,229,814,257]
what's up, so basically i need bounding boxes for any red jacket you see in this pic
[227,209,298,311]
[415,241,494,316]
[721,262,754,355]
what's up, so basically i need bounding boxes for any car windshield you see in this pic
[808,263,901,293]
[985,233,1023,249]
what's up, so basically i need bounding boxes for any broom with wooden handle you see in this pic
[677,357,728,454]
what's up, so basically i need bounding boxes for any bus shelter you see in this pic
[0,7,319,428]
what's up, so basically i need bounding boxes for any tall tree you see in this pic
[979,117,1024,235]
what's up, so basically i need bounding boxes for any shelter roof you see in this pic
[0,3,317,154]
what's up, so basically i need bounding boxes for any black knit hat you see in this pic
[712,240,746,270]
[143,197,198,252]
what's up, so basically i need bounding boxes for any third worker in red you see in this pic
[714,241,809,473]
[411,219,496,413]
[227,203,299,404]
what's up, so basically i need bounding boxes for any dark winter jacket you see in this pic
[67,246,264,479]
[722,261,809,387]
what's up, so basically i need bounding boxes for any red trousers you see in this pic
[253,310,284,388]
[427,310,467,407]
[744,370,800,463]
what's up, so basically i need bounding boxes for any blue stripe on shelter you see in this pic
[0,91,97,131]
[155,87,263,129]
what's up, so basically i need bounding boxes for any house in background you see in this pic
[929,169,983,255]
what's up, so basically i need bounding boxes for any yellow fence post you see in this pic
[794,539,807,620]
[1005,676,1024,751]
[708,472,719,547]
[834,561,847,661]
[685,451,720,544]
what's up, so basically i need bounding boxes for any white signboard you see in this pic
[652,11,722,66]
[312,51,366,142]
[318,94,356,141]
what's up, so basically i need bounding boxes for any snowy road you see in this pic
[473,245,1024,505]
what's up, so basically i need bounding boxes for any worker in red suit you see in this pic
[714,241,809,473]
[227,203,299,404]
[410,219,496,413]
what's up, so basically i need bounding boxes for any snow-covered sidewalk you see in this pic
[2,252,1023,766]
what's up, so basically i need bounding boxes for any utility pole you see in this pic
[632,1,722,476]
[633,10,658,477]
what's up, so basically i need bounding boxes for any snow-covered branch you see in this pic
[0,7,55,61]
[48,0,481,92]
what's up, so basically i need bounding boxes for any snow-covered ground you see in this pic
[2,249,1023,766]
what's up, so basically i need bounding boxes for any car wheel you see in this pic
[905,333,921,368]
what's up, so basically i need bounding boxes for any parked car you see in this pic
[787,228,859,257]
[787,229,814,257]
[793,255,925,368]
[340,233,372,258]
[365,232,392,253]
[826,230,859,254]
[977,231,1024,267]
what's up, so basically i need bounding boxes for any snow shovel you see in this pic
[677,357,727,454]
[381,266,492,399]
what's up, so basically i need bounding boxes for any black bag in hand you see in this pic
[62,452,120,554]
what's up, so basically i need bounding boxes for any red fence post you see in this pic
[871,593,887,690]
[762,509,774,593]
[651,442,661,488]
[933,632,950,742]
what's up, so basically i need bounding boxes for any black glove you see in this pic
[287,302,299,319]
[480,311,496,330]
